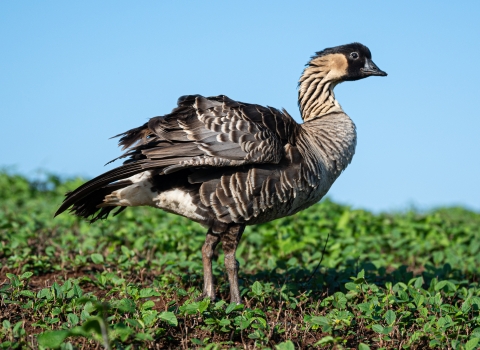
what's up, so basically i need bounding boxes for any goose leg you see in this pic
[200,230,220,301]
[221,224,245,304]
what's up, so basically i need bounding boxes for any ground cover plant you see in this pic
[1,171,480,349]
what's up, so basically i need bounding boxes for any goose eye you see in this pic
[350,52,359,59]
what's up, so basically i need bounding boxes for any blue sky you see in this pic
[1,1,479,212]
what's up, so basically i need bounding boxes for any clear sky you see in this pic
[1,1,479,212]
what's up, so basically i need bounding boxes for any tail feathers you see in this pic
[67,182,130,222]
[55,156,194,221]
[54,161,151,219]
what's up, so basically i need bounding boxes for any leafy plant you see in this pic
[0,171,479,348]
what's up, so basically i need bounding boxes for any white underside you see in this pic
[103,171,204,221]
[152,188,203,220]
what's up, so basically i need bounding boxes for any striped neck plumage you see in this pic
[298,57,345,122]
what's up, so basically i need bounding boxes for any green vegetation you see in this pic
[1,171,480,349]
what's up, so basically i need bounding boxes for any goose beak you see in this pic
[362,58,387,77]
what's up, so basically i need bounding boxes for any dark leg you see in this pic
[200,230,221,301]
[221,224,245,304]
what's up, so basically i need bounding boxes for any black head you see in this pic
[311,42,387,81]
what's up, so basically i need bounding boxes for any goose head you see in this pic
[298,43,387,119]
[309,42,387,82]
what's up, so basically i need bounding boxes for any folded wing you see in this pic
[55,94,298,217]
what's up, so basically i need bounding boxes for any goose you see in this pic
[55,43,387,304]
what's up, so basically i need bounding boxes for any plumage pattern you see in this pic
[55,43,386,303]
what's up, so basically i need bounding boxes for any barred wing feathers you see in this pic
[55,94,299,220]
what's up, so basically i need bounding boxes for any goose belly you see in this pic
[152,188,205,222]
[105,171,203,222]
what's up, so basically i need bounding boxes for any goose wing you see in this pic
[114,94,298,172]
[55,94,298,217]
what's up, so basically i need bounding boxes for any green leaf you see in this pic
[90,253,104,264]
[358,343,370,350]
[115,298,136,313]
[198,299,209,313]
[143,311,158,327]
[73,284,83,298]
[336,210,349,230]
[372,324,384,333]
[20,272,33,280]
[183,302,200,315]
[248,330,264,339]
[252,308,266,318]
[110,276,125,286]
[141,300,155,311]
[314,336,334,346]
[47,317,60,324]
[410,331,424,342]
[239,319,251,330]
[445,281,457,292]
[139,288,160,298]
[275,340,295,350]
[419,307,428,318]
[121,245,132,257]
[19,290,35,298]
[135,332,153,341]
[397,290,409,301]
[37,330,70,348]
[66,288,75,299]
[191,338,204,346]
[465,338,480,350]
[440,304,457,314]
[383,326,393,335]
[67,313,79,326]
[471,327,480,338]
[345,282,357,291]
[214,300,226,309]
[357,302,372,313]
[159,311,177,326]
[384,310,396,326]
[333,292,347,309]
[308,316,329,326]
[414,277,423,289]
[126,319,142,328]
[414,294,425,307]
[52,283,63,299]
[471,296,480,307]
[45,246,56,257]
[6,273,20,287]
[226,302,237,314]
[12,321,24,337]
[436,317,446,328]
[252,317,267,329]
[251,281,263,296]
[204,318,217,325]
[218,318,230,327]
[434,280,456,292]
[434,292,443,306]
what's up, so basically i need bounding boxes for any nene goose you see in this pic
[55,43,386,304]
